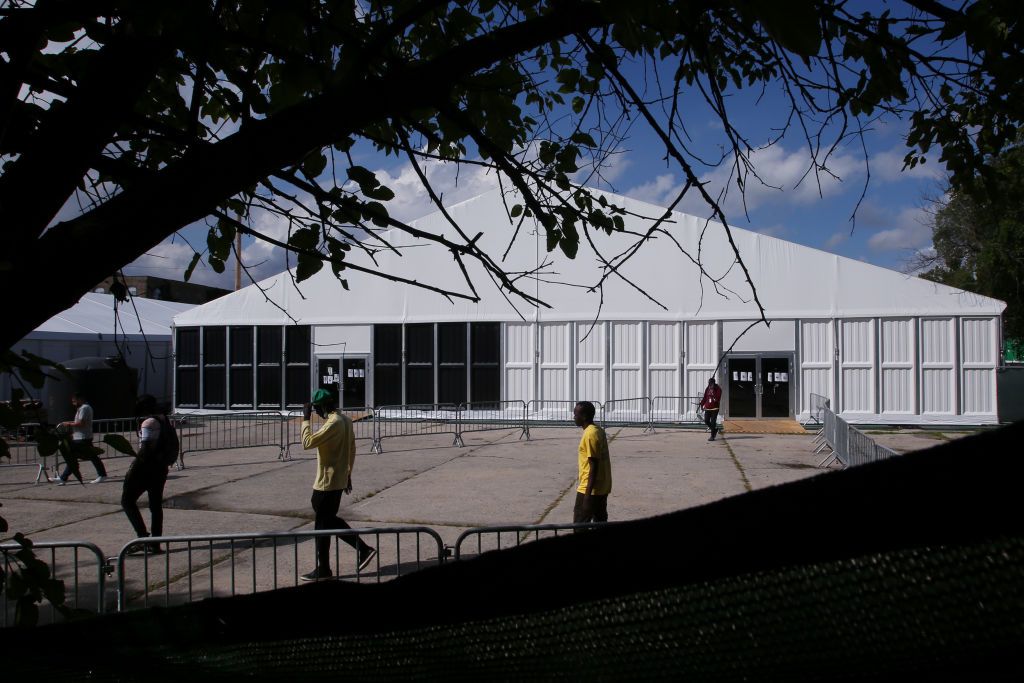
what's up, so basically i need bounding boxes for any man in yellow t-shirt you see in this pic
[300,388,376,581]
[573,400,612,524]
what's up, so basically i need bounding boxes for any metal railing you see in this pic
[372,404,462,453]
[281,408,376,458]
[814,401,901,469]
[454,522,609,560]
[1,541,107,627]
[116,526,446,612]
[602,397,653,430]
[177,411,285,465]
[458,401,529,441]
[649,396,705,428]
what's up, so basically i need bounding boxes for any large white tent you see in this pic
[6,292,194,406]
[174,187,1006,425]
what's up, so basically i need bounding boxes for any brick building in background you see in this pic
[93,275,230,305]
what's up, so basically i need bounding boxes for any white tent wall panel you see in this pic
[648,322,681,413]
[610,322,643,401]
[961,317,997,415]
[921,318,955,415]
[540,322,571,402]
[576,322,606,403]
[686,321,718,397]
[503,322,534,403]
[799,320,833,417]
[881,318,916,415]
[840,319,875,413]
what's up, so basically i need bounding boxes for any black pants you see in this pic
[121,459,168,538]
[311,489,371,570]
[573,492,609,524]
[704,409,720,439]
[60,439,107,481]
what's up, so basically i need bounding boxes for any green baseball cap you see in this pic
[311,388,334,405]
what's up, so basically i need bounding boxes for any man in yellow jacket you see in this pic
[573,400,612,524]
[300,388,376,581]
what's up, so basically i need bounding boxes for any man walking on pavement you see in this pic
[300,388,376,581]
[700,376,723,441]
[572,400,612,525]
[51,392,107,485]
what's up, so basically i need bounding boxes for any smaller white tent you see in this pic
[5,293,194,406]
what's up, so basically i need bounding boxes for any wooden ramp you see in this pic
[723,418,808,435]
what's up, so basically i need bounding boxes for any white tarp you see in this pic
[175,187,1006,327]
[31,292,193,341]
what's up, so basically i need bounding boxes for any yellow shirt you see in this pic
[577,424,612,495]
[302,411,356,492]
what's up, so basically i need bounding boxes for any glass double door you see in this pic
[726,355,792,418]
[316,357,368,408]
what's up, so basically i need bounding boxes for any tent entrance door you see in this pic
[341,357,367,408]
[317,358,341,404]
[726,355,793,418]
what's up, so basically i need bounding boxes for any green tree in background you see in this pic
[917,140,1024,341]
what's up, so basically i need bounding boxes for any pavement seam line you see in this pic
[722,436,752,493]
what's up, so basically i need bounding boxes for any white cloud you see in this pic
[824,231,848,250]
[870,144,946,182]
[867,205,933,252]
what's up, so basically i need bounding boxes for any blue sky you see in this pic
[123,9,948,293]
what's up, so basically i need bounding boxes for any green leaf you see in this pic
[289,226,320,251]
[296,253,324,282]
[102,434,136,457]
[510,204,523,218]
[362,184,395,201]
[756,0,822,57]
[302,152,328,178]
[347,165,379,189]
[184,252,202,282]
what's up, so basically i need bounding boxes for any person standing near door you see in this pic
[700,377,722,441]
[300,388,377,581]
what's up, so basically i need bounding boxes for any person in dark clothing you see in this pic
[121,395,170,553]
[700,377,723,441]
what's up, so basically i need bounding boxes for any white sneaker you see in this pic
[91,475,107,484]
[50,477,66,486]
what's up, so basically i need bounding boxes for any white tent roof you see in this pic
[30,292,194,341]
[175,187,1005,327]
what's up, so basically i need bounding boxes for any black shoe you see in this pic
[147,542,164,554]
[707,435,714,441]
[300,567,333,582]
[357,547,377,572]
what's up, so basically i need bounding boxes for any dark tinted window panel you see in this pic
[406,366,434,405]
[202,367,226,408]
[406,324,433,364]
[374,325,402,362]
[176,368,199,407]
[285,366,310,407]
[285,326,310,364]
[471,322,500,363]
[374,366,402,406]
[471,367,500,405]
[177,328,199,364]
[438,323,467,363]
[470,322,501,404]
[257,327,282,364]
[438,366,467,405]
[203,327,226,364]
[230,368,253,408]
[230,327,253,364]
[257,367,282,408]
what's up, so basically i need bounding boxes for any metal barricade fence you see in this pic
[454,522,609,560]
[808,393,829,447]
[176,411,285,465]
[372,404,462,453]
[116,527,446,612]
[847,426,877,467]
[649,396,704,428]
[814,403,901,469]
[1,541,107,627]
[281,408,376,458]
[525,400,604,438]
[458,401,528,441]
[602,397,652,431]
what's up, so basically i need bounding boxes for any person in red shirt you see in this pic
[699,377,722,441]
